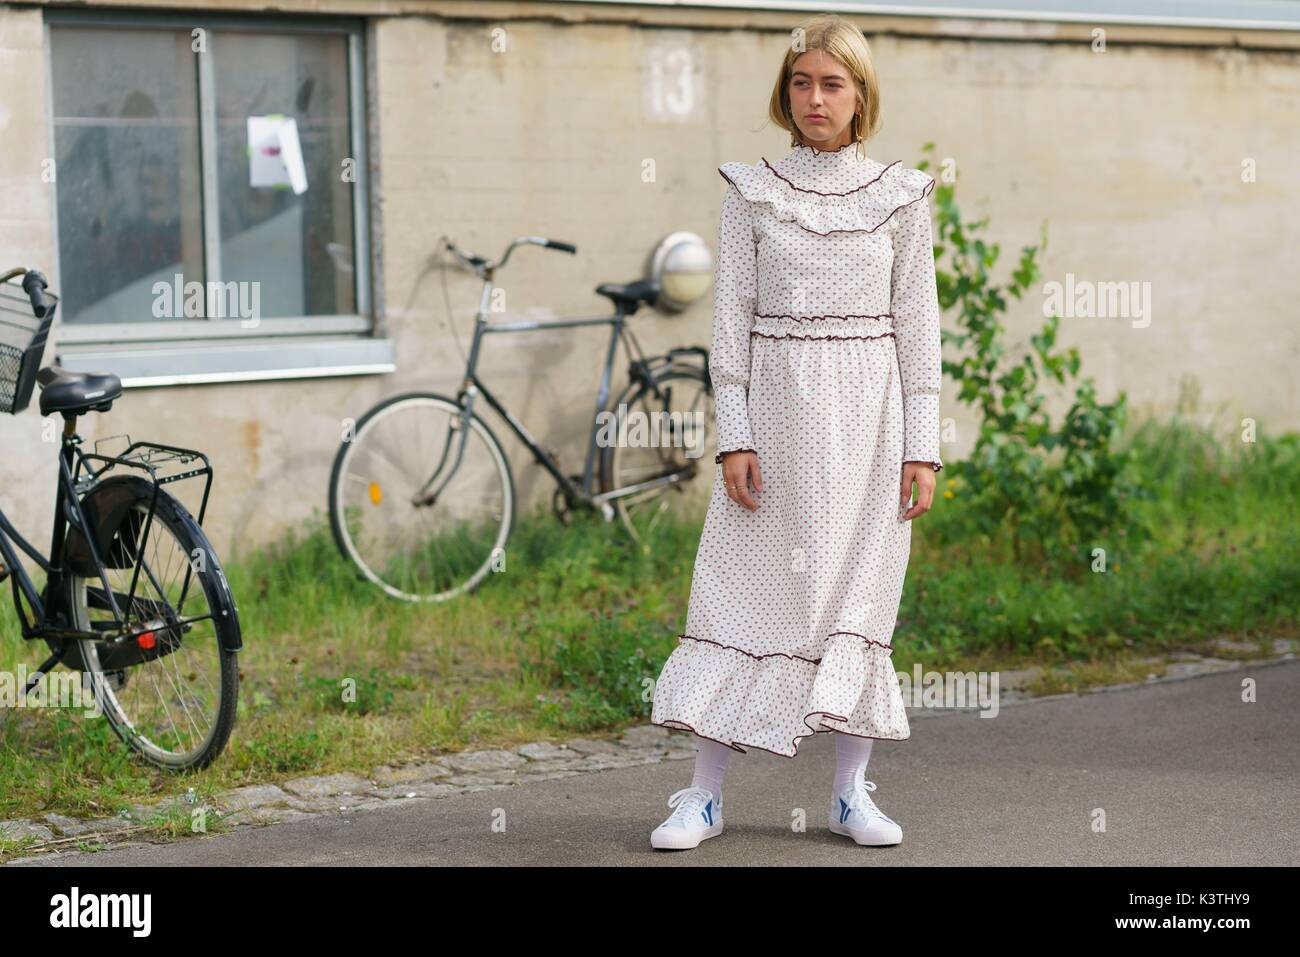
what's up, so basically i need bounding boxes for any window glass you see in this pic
[213,31,356,319]
[49,27,204,325]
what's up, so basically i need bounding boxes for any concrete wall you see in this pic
[1,1,1297,560]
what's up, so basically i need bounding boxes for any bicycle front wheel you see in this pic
[328,392,515,602]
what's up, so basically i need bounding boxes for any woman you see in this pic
[649,14,944,851]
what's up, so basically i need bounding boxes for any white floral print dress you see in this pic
[650,141,944,758]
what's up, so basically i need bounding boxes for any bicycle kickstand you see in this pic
[22,652,63,696]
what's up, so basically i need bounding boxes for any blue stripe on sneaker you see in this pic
[702,800,713,825]
[839,797,850,824]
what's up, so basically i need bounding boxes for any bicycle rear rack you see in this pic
[73,434,214,526]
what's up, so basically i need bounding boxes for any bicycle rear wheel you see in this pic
[61,475,240,771]
[601,364,714,542]
[328,392,515,602]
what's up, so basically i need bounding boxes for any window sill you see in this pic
[53,335,395,387]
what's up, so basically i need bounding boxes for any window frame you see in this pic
[42,8,391,385]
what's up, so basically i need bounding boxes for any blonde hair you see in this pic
[767,14,882,161]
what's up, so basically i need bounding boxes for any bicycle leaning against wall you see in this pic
[328,235,719,603]
[0,268,241,770]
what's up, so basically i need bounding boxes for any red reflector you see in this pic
[137,631,156,649]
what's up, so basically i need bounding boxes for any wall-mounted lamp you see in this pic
[645,231,712,313]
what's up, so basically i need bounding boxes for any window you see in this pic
[44,11,392,385]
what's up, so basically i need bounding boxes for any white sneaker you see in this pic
[828,762,902,846]
[650,786,724,850]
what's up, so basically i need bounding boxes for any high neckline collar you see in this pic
[783,141,875,167]
[790,140,863,157]
[770,140,883,182]
[795,141,855,155]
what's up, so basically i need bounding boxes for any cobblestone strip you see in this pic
[0,724,696,863]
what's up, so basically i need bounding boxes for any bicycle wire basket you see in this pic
[0,276,57,415]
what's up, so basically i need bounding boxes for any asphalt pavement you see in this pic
[17,659,1299,866]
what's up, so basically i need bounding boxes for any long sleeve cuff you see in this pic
[902,392,943,471]
[713,382,754,456]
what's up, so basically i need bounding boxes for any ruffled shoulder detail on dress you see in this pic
[718,159,935,237]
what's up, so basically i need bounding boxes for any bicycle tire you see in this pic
[599,363,714,543]
[60,474,240,772]
[328,391,516,602]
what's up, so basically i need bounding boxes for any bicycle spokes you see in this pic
[333,396,512,602]
[75,502,226,764]
[607,371,713,542]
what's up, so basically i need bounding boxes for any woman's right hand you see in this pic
[720,450,762,511]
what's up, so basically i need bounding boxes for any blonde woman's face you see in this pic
[788,49,858,148]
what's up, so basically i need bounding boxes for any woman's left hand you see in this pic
[899,461,937,521]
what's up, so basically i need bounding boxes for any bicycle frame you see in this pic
[0,423,215,694]
[420,244,708,520]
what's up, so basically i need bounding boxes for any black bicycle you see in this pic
[328,235,718,602]
[0,267,240,770]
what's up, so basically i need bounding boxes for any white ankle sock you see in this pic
[833,732,874,796]
[689,737,732,804]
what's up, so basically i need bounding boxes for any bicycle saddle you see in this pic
[595,279,661,315]
[36,365,123,416]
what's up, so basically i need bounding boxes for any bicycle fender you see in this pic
[64,476,243,654]
[63,478,148,576]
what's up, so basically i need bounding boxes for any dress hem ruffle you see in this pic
[650,717,910,761]
[650,633,911,759]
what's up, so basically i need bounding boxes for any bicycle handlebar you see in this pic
[444,235,577,276]
[22,270,51,319]
[0,267,54,319]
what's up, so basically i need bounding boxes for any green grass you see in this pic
[909,414,1299,664]
[0,414,1296,850]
